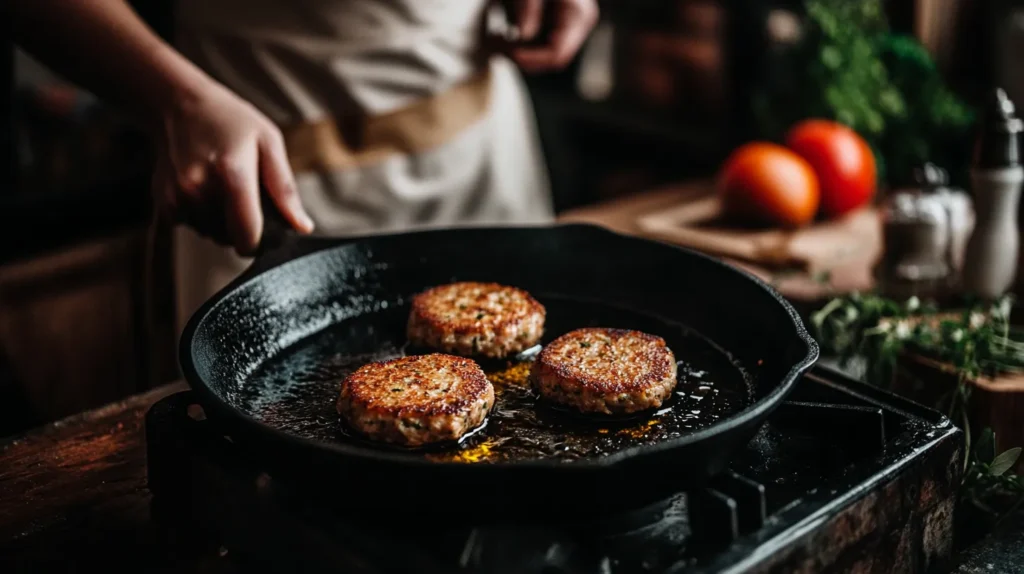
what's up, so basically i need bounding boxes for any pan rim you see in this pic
[178,222,819,471]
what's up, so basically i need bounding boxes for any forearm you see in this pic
[8,0,215,130]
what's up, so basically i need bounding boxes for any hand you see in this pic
[152,79,314,256]
[507,0,600,72]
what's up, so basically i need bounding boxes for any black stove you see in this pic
[145,365,962,574]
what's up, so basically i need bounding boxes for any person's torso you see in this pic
[174,0,492,125]
[172,0,555,240]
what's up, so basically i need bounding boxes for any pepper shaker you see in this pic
[875,185,952,300]
[962,88,1024,300]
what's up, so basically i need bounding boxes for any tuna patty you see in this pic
[407,282,545,358]
[337,353,495,447]
[531,328,678,415]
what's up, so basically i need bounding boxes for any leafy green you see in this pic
[990,448,1022,477]
[811,293,1024,403]
[812,293,1024,520]
[752,0,976,187]
[975,427,997,465]
[963,429,1024,522]
[876,34,976,187]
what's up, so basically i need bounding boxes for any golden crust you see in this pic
[407,282,545,358]
[337,354,494,446]
[531,328,678,415]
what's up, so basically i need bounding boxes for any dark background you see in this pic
[0,0,1015,436]
[0,0,1004,263]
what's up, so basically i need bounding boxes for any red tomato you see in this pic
[717,142,820,228]
[785,119,877,218]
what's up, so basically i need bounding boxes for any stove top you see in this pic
[145,365,962,574]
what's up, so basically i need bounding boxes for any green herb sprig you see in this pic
[811,292,1024,519]
[963,428,1024,524]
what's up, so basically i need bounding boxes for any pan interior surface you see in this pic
[185,225,818,475]
[237,295,752,463]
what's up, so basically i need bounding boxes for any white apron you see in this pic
[171,0,554,334]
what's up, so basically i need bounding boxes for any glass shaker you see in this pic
[914,163,975,283]
[875,176,953,300]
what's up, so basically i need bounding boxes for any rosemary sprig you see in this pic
[811,293,1024,519]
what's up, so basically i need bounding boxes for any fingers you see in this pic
[177,162,209,193]
[159,121,225,242]
[163,115,212,194]
[160,130,309,255]
[158,82,305,255]
[514,0,544,40]
[258,129,315,234]
[512,0,599,72]
[215,138,263,256]
[155,153,230,246]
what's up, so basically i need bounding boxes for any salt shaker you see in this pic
[962,88,1024,300]
[912,163,975,280]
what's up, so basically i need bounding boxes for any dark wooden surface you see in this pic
[0,381,232,574]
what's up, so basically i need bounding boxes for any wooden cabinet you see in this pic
[0,222,177,429]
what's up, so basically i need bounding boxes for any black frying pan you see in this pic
[178,207,818,524]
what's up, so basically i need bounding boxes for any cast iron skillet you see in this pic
[179,205,818,524]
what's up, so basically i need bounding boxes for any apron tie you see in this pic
[282,67,493,173]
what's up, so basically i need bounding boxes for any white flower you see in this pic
[906,296,920,312]
[969,312,986,330]
[845,306,858,321]
[951,329,964,342]
[995,298,1012,321]
[894,321,912,340]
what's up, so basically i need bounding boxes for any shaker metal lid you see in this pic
[881,188,949,224]
[973,88,1022,168]
[909,161,973,221]
[913,162,949,190]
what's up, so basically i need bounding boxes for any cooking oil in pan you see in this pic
[239,297,752,463]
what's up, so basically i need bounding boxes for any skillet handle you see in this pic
[234,186,333,283]
[255,186,299,258]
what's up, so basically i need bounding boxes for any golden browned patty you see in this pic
[336,353,495,447]
[406,282,546,359]
[531,328,678,415]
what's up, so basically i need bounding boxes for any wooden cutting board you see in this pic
[559,180,883,302]
[632,181,881,273]
[895,353,1024,474]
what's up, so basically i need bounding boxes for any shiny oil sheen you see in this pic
[239,297,752,463]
